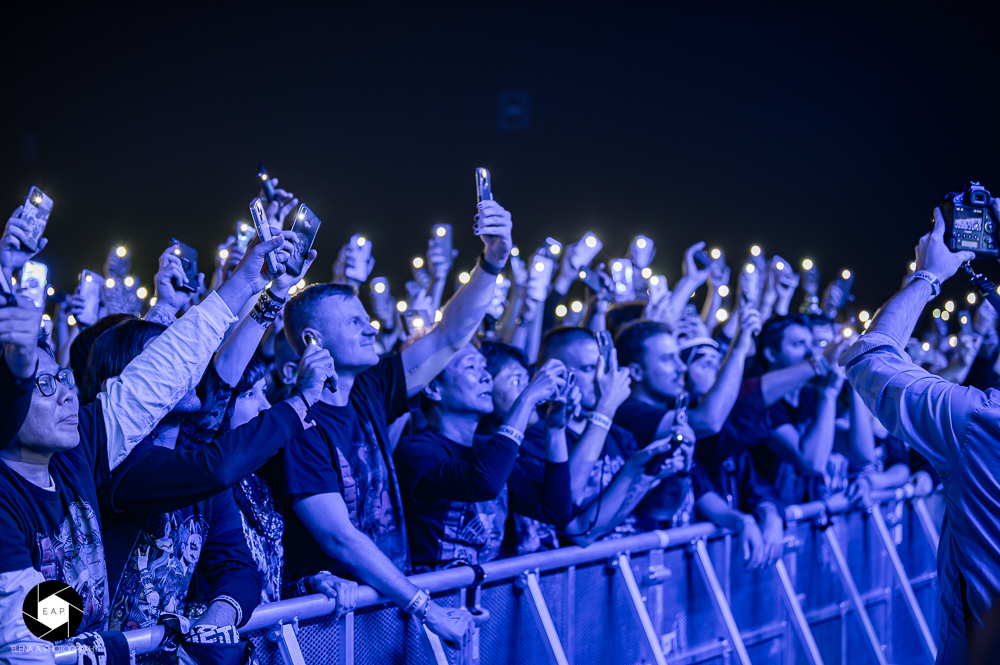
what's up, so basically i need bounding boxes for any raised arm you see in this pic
[401,201,512,396]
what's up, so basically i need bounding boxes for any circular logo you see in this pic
[21,581,83,641]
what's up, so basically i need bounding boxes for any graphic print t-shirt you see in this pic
[0,399,111,633]
[281,354,411,581]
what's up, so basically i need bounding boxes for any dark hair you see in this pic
[479,341,529,378]
[219,355,270,431]
[284,283,357,353]
[614,320,673,368]
[538,326,595,364]
[759,314,812,368]
[805,313,834,329]
[605,302,646,338]
[70,313,136,383]
[80,318,167,404]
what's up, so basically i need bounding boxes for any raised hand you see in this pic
[262,178,299,231]
[594,348,632,417]
[153,245,202,312]
[103,245,131,279]
[915,206,978,282]
[682,241,712,284]
[0,294,43,377]
[1,207,47,273]
[521,359,568,405]
[474,200,513,268]
[272,230,318,297]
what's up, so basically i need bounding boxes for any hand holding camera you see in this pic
[521,359,570,406]
[915,207,977,284]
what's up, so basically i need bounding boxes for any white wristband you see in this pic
[589,412,613,431]
[497,425,524,444]
[909,270,940,298]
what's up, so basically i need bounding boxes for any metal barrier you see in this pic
[53,486,941,665]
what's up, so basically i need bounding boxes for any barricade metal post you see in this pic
[820,520,888,665]
[913,497,940,553]
[267,619,307,665]
[870,504,937,662]
[519,570,570,665]
[338,612,354,665]
[418,623,449,665]
[643,548,669,648]
[459,587,481,665]
[564,566,576,665]
[613,552,667,665]
[772,558,824,665]
[692,539,752,665]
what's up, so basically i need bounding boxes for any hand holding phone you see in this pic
[629,235,655,269]
[19,261,47,309]
[476,168,492,203]
[526,253,555,301]
[78,269,102,326]
[287,204,322,277]
[250,198,280,277]
[345,234,373,283]
[572,232,603,269]
[610,258,636,301]
[169,239,200,293]
[236,221,256,250]
[258,163,277,203]
[18,187,52,254]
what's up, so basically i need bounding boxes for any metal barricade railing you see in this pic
[52,487,941,665]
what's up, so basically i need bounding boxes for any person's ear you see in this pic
[280,362,298,386]
[627,362,644,382]
[301,327,323,351]
[763,347,777,365]
[422,379,443,403]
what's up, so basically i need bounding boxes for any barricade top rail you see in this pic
[50,485,919,664]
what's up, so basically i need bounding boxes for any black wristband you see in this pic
[477,253,504,276]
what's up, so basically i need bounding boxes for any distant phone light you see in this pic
[459,272,471,284]
[775,261,785,271]
[612,261,622,272]
[396,301,408,312]
[46,286,55,296]
[909,261,917,272]
[174,248,181,256]
[298,211,306,219]
[967,292,977,305]
[496,274,505,285]
[550,244,561,255]
[297,279,306,289]
[149,296,158,306]
[932,309,941,319]
[67,315,77,326]
[435,309,443,322]
[745,264,755,274]
[570,300,583,313]
[750,245,762,257]
[357,236,367,247]
[435,226,447,237]
[371,319,380,330]
[586,236,598,248]
[240,223,249,233]
[136,287,148,299]
[32,195,42,204]
[859,310,870,322]
[579,271,587,280]
[42,313,51,321]
[841,269,852,280]
[116,246,127,258]
[412,257,424,269]
[374,282,386,294]
[864,320,871,330]
[922,341,931,352]
[219,249,229,260]
[949,335,959,348]
[802,259,814,271]
[412,317,425,329]
[510,247,520,257]
[261,173,268,180]
[641,267,653,279]
[650,276,660,286]
[944,301,955,312]
[716,309,729,323]
[842,327,853,338]
[961,315,969,325]
[635,238,646,249]
[534,262,545,272]
[105,278,115,288]
[710,248,721,260]
[616,283,626,293]
[555,304,568,318]
[124,276,134,287]
[941,310,951,321]
[718,285,730,297]
[85,274,93,282]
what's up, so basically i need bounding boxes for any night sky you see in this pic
[4,3,1000,314]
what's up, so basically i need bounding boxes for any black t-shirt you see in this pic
[752,386,824,505]
[0,397,110,633]
[395,428,571,571]
[280,354,411,581]
[613,397,671,448]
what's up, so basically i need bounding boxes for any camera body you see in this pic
[941,182,998,258]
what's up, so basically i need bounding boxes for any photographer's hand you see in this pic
[916,206,978,281]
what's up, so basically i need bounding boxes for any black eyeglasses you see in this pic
[36,369,75,397]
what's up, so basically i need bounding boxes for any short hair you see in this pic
[614,320,673,368]
[605,302,646,338]
[284,283,357,353]
[70,313,136,382]
[81,318,167,405]
[538,326,595,363]
[759,314,812,366]
[479,341,529,378]
[805,313,833,329]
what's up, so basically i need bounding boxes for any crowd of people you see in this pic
[0,173,989,663]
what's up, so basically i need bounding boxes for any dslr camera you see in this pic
[941,182,999,258]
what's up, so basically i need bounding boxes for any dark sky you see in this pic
[4,3,1000,313]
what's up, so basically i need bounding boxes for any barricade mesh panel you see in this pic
[130,500,940,665]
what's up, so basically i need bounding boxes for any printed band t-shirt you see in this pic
[281,354,411,581]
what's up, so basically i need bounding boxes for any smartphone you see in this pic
[258,163,276,203]
[78,269,102,326]
[236,221,256,250]
[578,265,607,295]
[610,258,636,302]
[402,309,433,337]
[630,235,655,269]
[20,261,47,309]
[250,198,279,276]
[345,234,372,283]
[19,187,53,253]
[487,275,510,320]
[404,280,424,304]
[693,248,714,271]
[526,253,555,301]
[371,276,390,296]
[596,330,613,368]
[644,392,689,474]
[169,238,199,293]
[476,167,492,203]
[958,309,973,334]
[543,237,563,261]
[302,331,337,393]
[431,223,453,256]
[648,274,668,302]
[574,232,603,268]
[837,270,855,303]
[286,204,322,277]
